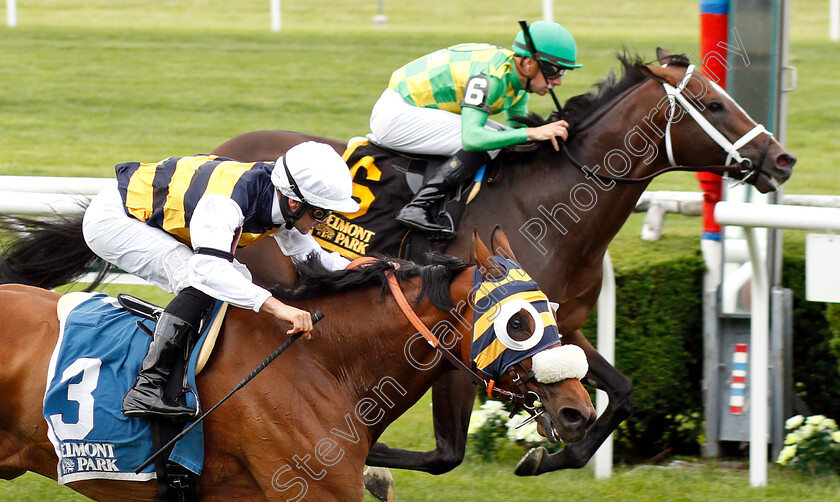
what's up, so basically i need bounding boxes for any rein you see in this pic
[560,141,749,185]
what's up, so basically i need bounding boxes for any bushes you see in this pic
[782,243,840,421]
[582,247,706,462]
[580,239,840,462]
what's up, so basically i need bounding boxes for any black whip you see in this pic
[134,310,324,473]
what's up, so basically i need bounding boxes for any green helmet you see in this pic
[513,20,582,69]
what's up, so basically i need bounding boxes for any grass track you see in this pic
[1,0,839,500]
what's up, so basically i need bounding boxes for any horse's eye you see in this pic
[708,101,724,113]
[493,300,546,351]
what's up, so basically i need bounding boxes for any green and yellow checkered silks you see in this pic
[388,43,526,114]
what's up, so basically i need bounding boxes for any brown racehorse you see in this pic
[0,230,595,500]
[209,50,797,475]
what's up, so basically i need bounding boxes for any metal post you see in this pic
[542,0,554,22]
[702,289,722,457]
[593,251,615,479]
[7,0,17,27]
[373,0,387,25]
[831,0,840,41]
[270,0,281,32]
[745,227,768,487]
[769,287,793,461]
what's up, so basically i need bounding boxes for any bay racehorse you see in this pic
[0,229,595,500]
[208,50,797,475]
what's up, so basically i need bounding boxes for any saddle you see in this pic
[311,139,499,263]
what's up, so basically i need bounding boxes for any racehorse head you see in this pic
[465,228,596,443]
[636,48,796,193]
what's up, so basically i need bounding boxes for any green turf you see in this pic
[1,0,838,499]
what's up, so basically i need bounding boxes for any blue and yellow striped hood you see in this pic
[470,256,561,379]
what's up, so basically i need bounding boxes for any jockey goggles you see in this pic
[282,156,333,223]
[539,61,568,80]
[308,206,332,222]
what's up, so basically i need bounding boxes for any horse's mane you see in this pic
[270,253,470,311]
[510,51,690,135]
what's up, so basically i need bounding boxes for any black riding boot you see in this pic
[121,313,197,420]
[122,286,212,420]
[396,150,491,239]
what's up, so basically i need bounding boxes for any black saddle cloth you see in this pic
[311,140,474,263]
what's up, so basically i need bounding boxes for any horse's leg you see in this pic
[515,329,633,475]
[365,368,476,474]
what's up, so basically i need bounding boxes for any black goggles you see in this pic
[539,61,568,80]
[308,206,333,222]
[281,156,332,222]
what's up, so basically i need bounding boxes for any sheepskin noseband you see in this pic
[532,344,589,383]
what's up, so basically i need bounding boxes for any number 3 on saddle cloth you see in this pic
[42,292,224,484]
[311,139,494,263]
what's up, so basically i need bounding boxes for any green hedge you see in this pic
[581,241,840,463]
[782,242,840,423]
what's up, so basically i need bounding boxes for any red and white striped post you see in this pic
[697,0,729,290]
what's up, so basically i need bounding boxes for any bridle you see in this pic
[348,257,552,426]
[662,64,771,179]
[559,63,774,186]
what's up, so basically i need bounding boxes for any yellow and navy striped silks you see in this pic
[469,256,561,380]
[115,155,281,247]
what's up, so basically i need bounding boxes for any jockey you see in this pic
[82,141,359,420]
[368,20,581,239]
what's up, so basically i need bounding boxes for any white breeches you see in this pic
[82,187,194,295]
[368,88,505,157]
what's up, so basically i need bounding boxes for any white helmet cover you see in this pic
[271,141,360,213]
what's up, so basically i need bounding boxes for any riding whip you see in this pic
[135,310,324,473]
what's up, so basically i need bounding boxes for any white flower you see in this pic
[799,424,816,440]
[506,412,539,443]
[823,418,838,431]
[524,430,544,444]
[468,411,488,435]
[806,415,827,427]
[832,431,840,443]
[785,415,804,430]
[784,432,800,445]
[777,444,797,465]
[481,399,506,415]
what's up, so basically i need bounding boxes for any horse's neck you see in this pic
[458,81,672,328]
[539,78,673,256]
[307,287,452,438]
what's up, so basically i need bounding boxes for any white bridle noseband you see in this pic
[662,64,771,169]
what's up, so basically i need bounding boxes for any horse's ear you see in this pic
[656,47,673,64]
[474,230,505,280]
[637,63,671,85]
[489,226,517,263]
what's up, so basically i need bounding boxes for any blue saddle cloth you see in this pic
[43,292,222,484]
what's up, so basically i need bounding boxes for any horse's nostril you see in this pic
[777,153,797,168]
[562,407,584,425]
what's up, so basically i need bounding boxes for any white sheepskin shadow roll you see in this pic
[532,344,589,383]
